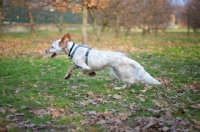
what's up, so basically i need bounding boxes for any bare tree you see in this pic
[4,0,41,35]
[88,0,109,40]
[120,0,141,36]
[26,0,35,35]
[95,0,127,37]
[149,0,173,36]
[52,0,109,44]
[185,0,191,36]
[189,0,200,32]
[51,0,69,33]
[0,0,2,35]
[131,0,173,35]
[72,0,109,44]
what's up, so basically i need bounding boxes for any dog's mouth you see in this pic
[51,52,57,58]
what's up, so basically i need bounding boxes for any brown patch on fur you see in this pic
[59,33,71,47]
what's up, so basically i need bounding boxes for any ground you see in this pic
[0,29,200,131]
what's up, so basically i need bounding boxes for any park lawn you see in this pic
[0,30,200,131]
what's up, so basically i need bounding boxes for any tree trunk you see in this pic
[0,0,2,36]
[142,28,146,35]
[27,2,34,35]
[89,9,101,41]
[89,9,95,34]
[125,27,131,36]
[82,5,87,44]
[58,12,64,33]
[155,25,157,36]
[187,1,190,36]
[115,15,120,38]
[101,14,107,34]
[102,25,107,34]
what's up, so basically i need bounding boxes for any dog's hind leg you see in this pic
[64,65,77,79]
[114,83,129,90]
[109,68,120,81]
[109,68,129,90]
[82,70,96,76]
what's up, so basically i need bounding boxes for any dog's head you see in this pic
[46,33,71,58]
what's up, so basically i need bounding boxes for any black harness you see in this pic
[68,43,92,68]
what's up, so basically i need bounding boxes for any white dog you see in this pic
[46,33,161,89]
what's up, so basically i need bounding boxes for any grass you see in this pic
[0,29,200,131]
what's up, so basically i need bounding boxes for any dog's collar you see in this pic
[68,42,75,57]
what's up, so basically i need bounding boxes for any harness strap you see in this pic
[85,48,92,65]
[68,43,75,57]
[68,43,92,68]
[70,45,87,58]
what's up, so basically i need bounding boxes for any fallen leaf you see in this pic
[79,101,89,107]
[35,101,42,104]
[86,91,94,98]
[96,119,106,125]
[119,113,129,121]
[113,94,122,99]
[130,102,136,109]
[89,111,97,116]
[15,88,21,93]
[162,126,170,132]
[139,97,145,102]
[9,108,17,113]
[153,100,163,108]
[192,119,200,129]
[0,108,6,113]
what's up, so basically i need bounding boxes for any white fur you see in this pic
[46,40,161,89]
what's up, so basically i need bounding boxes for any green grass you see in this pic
[0,30,200,131]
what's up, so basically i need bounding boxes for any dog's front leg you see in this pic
[64,65,77,79]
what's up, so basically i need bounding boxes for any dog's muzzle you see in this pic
[45,50,49,54]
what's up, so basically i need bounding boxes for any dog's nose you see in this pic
[45,50,49,54]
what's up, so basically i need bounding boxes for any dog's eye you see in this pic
[52,46,54,48]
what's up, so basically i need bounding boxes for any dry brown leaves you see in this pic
[80,109,132,132]
[4,106,76,131]
[0,38,53,59]
[80,109,195,132]
[29,107,65,119]
[134,114,191,132]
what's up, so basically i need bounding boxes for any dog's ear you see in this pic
[59,33,71,48]
[66,33,71,41]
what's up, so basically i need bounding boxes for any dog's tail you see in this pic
[128,59,161,85]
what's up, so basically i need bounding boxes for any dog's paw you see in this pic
[64,74,71,79]
[114,87,123,90]
[89,71,96,76]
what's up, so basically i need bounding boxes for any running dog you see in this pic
[46,33,161,89]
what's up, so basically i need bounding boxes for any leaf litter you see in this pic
[4,82,200,132]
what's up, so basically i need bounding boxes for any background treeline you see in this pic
[0,0,199,42]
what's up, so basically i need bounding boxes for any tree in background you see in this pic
[120,0,141,36]
[134,0,173,35]
[184,0,191,36]
[94,0,128,37]
[188,0,200,32]
[2,0,41,35]
[78,0,109,44]
[51,0,69,33]
[95,0,174,36]
[88,0,109,40]
[51,0,109,44]
[26,0,35,35]
[0,0,3,36]
[149,0,173,36]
